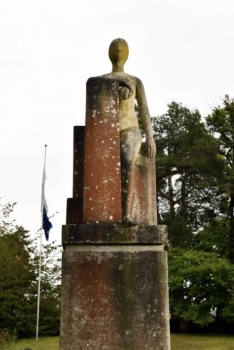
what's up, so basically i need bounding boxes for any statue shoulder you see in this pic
[134,76,144,87]
[101,73,113,78]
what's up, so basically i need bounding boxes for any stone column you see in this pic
[83,78,122,224]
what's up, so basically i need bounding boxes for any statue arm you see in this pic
[136,78,156,158]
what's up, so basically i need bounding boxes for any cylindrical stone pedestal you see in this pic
[60,224,170,350]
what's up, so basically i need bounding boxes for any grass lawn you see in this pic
[171,334,234,350]
[5,337,59,350]
[7,334,234,350]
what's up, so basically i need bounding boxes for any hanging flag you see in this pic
[41,146,52,241]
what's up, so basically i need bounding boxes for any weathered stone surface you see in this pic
[66,197,83,225]
[102,38,156,225]
[73,126,85,198]
[66,126,85,224]
[66,75,158,226]
[60,245,170,350]
[60,39,170,350]
[62,223,167,246]
[83,78,122,224]
[132,149,157,225]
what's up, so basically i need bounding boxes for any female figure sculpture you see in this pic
[103,39,156,224]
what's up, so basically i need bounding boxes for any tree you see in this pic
[193,218,234,332]
[169,247,234,331]
[152,101,234,333]
[0,203,37,335]
[0,202,61,337]
[206,95,234,263]
[153,102,222,248]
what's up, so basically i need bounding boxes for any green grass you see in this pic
[171,334,234,350]
[4,334,234,350]
[2,337,59,350]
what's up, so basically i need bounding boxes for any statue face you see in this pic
[109,38,129,65]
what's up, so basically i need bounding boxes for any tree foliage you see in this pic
[169,247,234,327]
[153,102,222,248]
[154,99,234,332]
[206,95,234,262]
[0,203,61,337]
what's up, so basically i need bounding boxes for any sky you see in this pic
[0,0,234,245]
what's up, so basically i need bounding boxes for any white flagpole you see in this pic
[36,145,47,341]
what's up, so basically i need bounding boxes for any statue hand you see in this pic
[119,87,131,100]
[145,138,156,158]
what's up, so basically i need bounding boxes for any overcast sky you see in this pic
[0,0,234,245]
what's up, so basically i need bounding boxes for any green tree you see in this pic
[0,203,37,335]
[153,102,222,248]
[152,101,234,333]
[0,203,61,337]
[193,218,234,332]
[206,95,234,262]
[169,247,234,331]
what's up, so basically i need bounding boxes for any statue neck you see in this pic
[112,63,124,73]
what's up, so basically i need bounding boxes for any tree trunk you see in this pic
[214,307,225,334]
[181,175,186,218]
[168,175,175,219]
[178,317,188,333]
[228,195,234,263]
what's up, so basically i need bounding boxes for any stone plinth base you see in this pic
[60,224,170,350]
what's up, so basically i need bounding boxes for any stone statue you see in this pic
[61,39,170,350]
[103,38,156,224]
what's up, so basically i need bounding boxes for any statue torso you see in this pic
[102,72,139,132]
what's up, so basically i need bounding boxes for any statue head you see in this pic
[109,38,129,66]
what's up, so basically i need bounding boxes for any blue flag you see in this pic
[42,207,52,241]
[41,162,52,241]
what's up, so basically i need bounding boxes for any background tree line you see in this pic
[152,95,234,333]
[0,203,61,338]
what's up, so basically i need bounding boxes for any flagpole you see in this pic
[36,145,47,341]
